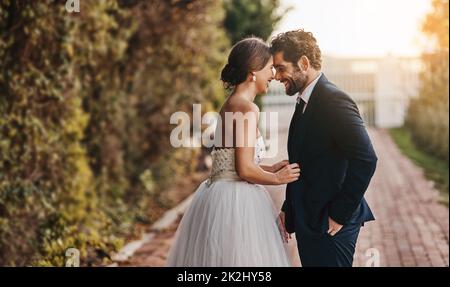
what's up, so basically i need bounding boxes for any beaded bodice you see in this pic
[206,136,265,186]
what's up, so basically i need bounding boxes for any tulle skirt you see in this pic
[166,179,291,267]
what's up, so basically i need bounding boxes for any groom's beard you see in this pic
[286,69,307,96]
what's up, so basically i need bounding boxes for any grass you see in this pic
[389,127,449,206]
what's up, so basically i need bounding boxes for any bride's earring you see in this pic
[252,74,256,82]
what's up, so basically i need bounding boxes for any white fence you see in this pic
[261,93,412,129]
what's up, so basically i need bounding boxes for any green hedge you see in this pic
[0,0,227,266]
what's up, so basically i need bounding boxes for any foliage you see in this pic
[0,0,227,266]
[406,0,449,163]
[223,0,289,44]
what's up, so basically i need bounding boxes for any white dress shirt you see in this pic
[297,72,322,113]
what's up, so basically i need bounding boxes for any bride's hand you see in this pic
[275,163,300,184]
[271,160,289,172]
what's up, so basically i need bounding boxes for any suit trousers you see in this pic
[295,221,363,267]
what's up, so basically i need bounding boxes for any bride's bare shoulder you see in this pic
[222,97,259,115]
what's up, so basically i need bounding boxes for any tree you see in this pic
[406,0,449,162]
[223,0,290,44]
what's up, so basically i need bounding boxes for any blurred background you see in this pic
[0,0,448,266]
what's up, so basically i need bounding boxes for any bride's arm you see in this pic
[260,160,290,173]
[260,165,275,173]
[234,105,299,185]
[236,147,299,185]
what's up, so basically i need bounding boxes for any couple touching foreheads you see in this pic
[167,29,377,267]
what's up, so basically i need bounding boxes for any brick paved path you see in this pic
[114,129,449,267]
[352,129,448,267]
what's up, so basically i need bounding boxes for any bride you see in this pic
[166,37,300,267]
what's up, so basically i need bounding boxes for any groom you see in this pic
[270,30,377,267]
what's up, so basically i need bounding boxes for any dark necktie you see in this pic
[289,99,305,133]
[295,98,306,120]
[288,98,306,154]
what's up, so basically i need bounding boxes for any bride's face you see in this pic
[253,57,275,94]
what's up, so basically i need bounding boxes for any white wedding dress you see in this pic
[166,136,291,267]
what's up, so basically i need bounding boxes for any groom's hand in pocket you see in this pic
[327,216,343,236]
[279,211,292,242]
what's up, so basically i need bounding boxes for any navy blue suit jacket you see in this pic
[282,74,377,235]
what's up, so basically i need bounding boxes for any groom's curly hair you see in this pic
[270,29,322,70]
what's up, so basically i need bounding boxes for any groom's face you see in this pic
[272,52,308,96]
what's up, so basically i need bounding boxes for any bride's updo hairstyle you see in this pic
[220,37,271,89]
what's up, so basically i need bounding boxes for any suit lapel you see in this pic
[290,74,327,162]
